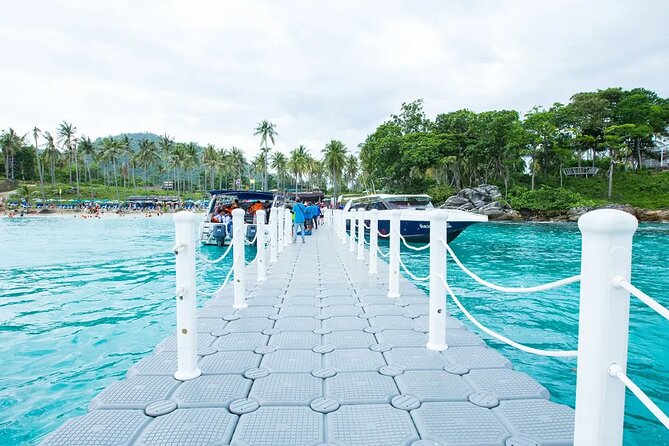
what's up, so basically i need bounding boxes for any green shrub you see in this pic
[426,184,455,205]
[508,186,590,211]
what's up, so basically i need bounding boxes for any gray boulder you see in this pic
[440,184,519,220]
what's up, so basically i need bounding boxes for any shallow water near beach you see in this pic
[0,216,667,445]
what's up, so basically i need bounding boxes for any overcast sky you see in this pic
[1,0,667,157]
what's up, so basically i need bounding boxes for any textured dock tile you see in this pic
[324,330,376,349]
[89,376,180,410]
[225,317,275,333]
[237,306,279,318]
[260,349,322,372]
[154,333,216,354]
[41,410,150,446]
[414,315,464,330]
[370,315,416,330]
[465,369,550,400]
[328,404,419,446]
[196,306,232,318]
[376,329,427,347]
[412,402,509,445]
[171,375,251,408]
[325,349,386,372]
[442,346,513,370]
[231,406,323,446]
[213,332,269,351]
[384,348,446,370]
[246,297,281,306]
[325,371,399,404]
[323,316,369,331]
[274,316,321,331]
[322,305,362,317]
[363,305,407,317]
[494,399,574,445]
[445,329,487,347]
[249,373,322,405]
[281,296,320,306]
[200,351,261,374]
[322,296,359,305]
[197,317,227,333]
[127,352,177,377]
[357,295,395,304]
[135,408,237,446]
[279,305,319,317]
[268,331,321,349]
[395,371,472,402]
[405,303,429,316]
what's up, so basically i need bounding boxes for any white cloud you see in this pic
[0,0,667,158]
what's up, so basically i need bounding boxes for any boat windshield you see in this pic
[385,197,432,209]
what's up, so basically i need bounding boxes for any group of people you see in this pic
[290,197,324,243]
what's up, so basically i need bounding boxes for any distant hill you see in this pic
[92,132,163,151]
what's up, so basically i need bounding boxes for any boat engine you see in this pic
[211,223,227,246]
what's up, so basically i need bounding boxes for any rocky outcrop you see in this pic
[441,185,521,220]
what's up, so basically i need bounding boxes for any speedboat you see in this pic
[343,194,487,242]
[199,190,282,246]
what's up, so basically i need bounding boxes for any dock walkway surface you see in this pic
[42,225,575,446]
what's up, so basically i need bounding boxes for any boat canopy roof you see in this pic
[208,190,275,201]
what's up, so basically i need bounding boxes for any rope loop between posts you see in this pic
[195,240,234,264]
[399,257,430,281]
[613,276,669,321]
[440,275,578,358]
[608,364,669,429]
[245,233,258,246]
[377,230,390,238]
[377,246,390,257]
[363,222,371,230]
[197,267,234,296]
[398,231,430,251]
[440,238,580,293]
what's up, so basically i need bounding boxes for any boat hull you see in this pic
[347,219,477,243]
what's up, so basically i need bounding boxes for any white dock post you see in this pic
[284,209,292,246]
[349,211,356,252]
[173,211,202,381]
[270,208,278,263]
[574,209,638,446]
[340,210,347,244]
[357,208,365,260]
[427,210,448,351]
[369,209,379,275]
[277,207,284,254]
[256,209,267,282]
[387,210,401,299]
[232,208,247,309]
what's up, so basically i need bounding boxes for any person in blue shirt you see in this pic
[291,197,308,243]
[312,203,321,229]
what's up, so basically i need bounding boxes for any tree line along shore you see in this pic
[2,86,668,219]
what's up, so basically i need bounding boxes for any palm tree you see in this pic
[214,147,230,189]
[322,139,347,204]
[16,184,38,207]
[228,146,246,188]
[136,139,161,191]
[253,120,278,191]
[345,154,359,189]
[271,151,288,192]
[202,144,218,190]
[100,136,122,201]
[78,136,96,185]
[42,132,59,186]
[0,128,25,181]
[288,145,309,191]
[119,135,134,189]
[158,134,175,189]
[57,122,78,197]
[32,127,46,202]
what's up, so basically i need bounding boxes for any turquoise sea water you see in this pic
[0,216,667,445]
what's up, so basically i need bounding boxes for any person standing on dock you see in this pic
[291,197,307,243]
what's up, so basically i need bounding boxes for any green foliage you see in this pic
[426,184,454,205]
[508,186,592,212]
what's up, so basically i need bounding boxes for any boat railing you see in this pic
[332,207,668,445]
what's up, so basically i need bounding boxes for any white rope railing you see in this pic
[399,257,429,281]
[440,275,578,357]
[398,232,430,251]
[377,246,389,257]
[377,230,390,238]
[245,233,258,245]
[613,276,669,321]
[441,238,581,293]
[195,239,234,264]
[608,364,669,429]
[197,267,234,296]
